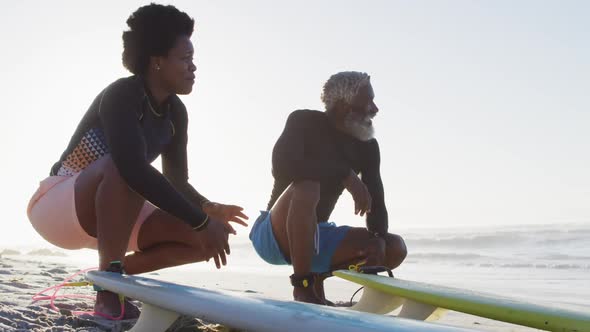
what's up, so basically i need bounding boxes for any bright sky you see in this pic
[0,0,588,247]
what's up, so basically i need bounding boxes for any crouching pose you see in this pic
[249,71,407,304]
[27,4,248,318]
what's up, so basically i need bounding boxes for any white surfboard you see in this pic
[86,271,476,332]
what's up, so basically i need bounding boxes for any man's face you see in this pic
[342,83,379,141]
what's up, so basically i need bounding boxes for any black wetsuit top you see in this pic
[267,110,388,235]
[51,76,209,229]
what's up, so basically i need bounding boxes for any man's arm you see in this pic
[361,139,388,235]
[272,110,350,183]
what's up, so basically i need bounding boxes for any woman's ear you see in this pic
[148,56,163,72]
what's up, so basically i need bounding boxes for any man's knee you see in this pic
[384,234,407,268]
[290,180,320,207]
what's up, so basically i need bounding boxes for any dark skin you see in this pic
[270,82,407,304]
[75,35,248,318]
[331,83,379,135]
[146,36,196,101]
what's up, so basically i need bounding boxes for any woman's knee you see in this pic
[93,155,140,200]
[79,155,126,187]
[97,156,126,185]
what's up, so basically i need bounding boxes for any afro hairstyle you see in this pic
[122,3,194,75]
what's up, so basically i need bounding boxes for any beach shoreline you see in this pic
[0,249,556,332]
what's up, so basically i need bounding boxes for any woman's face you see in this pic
[157,35,196,95]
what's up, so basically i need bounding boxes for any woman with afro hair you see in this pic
[26,4,248,318]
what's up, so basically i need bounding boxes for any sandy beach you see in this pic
[0,251,233,332]
[1,243,573,332]
[3,0,589,330]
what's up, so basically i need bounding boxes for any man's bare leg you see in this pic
[269,181,324,304]
[316,229,407,303]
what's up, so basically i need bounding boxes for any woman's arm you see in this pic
[161,100,210,208]
[98,79,208,229]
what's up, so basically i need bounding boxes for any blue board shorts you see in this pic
[249,210,350,273]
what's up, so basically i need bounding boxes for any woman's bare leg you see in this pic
[75,155,144,318]
[123,208,215,274]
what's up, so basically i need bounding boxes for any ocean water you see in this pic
[402,223,590,271]
[392,223,590,312]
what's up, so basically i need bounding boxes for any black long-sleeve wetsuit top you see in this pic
[267,110,388,235]
[50,76,209,229]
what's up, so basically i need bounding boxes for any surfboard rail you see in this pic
[333,270,590,332]
[86,271,476,332]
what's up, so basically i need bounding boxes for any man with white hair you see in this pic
[249,71,407,304]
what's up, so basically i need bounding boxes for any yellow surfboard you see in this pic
[333,270,590,332]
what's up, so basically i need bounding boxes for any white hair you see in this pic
[321,71,371,111]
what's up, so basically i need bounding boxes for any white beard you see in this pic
[343,113,375,141]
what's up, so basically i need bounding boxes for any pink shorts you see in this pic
[27,173,156,252]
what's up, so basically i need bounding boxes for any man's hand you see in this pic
[343,170,372,216]
[197,217,230,269]
[202,202,249,235]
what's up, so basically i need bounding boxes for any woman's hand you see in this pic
[202,202,249,234]
[197,217,230,269]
